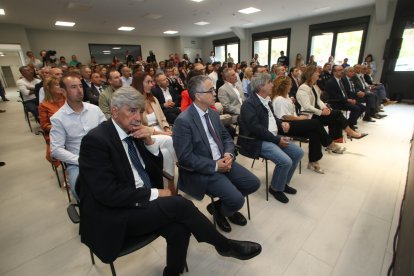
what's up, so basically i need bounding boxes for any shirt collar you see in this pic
[193,103,209,118]
[256,93,271,106]
[112,118,129,141]
[62,101,87,115]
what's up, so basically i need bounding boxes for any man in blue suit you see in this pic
[173,75,260,233]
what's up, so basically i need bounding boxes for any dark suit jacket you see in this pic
[78,119,163,263]
[151,85,181,109]
[351,75,366,92]
[172,104,234,200]
[288,76,299,98]
[34,81,43,105]
[237,93,283,158]
[341,77,358,99]
[86,84,104,105]
[325,77,348,105]
[81,79,92,101]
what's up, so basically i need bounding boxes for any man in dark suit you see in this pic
[151,72,181,124]
[85,72,105,105]
[173,75,260,233]
[325,65,365,129]
[80,66,92,102]
[78,86,262,276]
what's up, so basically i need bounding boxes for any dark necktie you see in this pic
[311,86,321,109]
[204,113,224,156]
[359,76,367,90]
[348,79,355,93]
[124,137,152,189]
[338,80,348,98]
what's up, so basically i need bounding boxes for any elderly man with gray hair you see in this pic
[78,85,262,275]
[238,73,304,204]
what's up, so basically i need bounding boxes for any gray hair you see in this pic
[188,75,211,101]
[111,86,145,111]
[343,66,354,74]
[250,73,271,94]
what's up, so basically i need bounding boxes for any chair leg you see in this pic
[110,262,117,276]
[265,159,269,201]
[299,141,302,174]
[184,260,189,272]
[61,165,71,202]
[251,159,255,168]
[90,249,95,265]
[246,195,251,220]
[53,164,62,188]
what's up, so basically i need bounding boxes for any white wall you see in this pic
[201,3,397,81]
[25,29,180,65]
[0,55,22,84]
[0,24,31,54]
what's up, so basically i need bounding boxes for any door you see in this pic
[1,66,15,88]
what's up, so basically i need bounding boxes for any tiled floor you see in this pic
[0,88,412,276]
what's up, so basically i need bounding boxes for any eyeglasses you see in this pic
[197,87,216,94]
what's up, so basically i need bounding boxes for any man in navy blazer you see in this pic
[173,75,260,233]
[79,86,262,275]
[151,72,181,124]
[325,65,365,129]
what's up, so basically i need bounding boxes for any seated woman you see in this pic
[242,67,253,98]
[131,71,176,193]
[296,66,367,143]
[38,76,66,167]
[272,76,346,173]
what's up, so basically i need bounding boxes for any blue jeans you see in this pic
[260,141,304,191]
[66,164,79,201]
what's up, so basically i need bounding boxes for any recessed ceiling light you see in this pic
[112,47,121,50]
[103,53,111,55]
[194,21,210,26]
[238,7,261,14]
[0,9,5,15]
[55,21,76,27]
[163,30,178,34]
[103,50,111,53]
[191,0,204,2]
[118,26,135,31]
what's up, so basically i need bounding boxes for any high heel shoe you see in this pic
[326,145,346,154]
[307,162,325,174]
[347,133,368,140]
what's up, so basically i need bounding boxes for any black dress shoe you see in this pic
[228,212,247,226]
[0,162,5,166]
[284,185,297,194]
[3,98,9,101]
[207,201,232,232]
[363,117,375,122]
[268,188,289,203]
[217,239,262,260]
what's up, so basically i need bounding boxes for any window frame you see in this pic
[212,37,240,64]
[306,16,370,65]
[251,28,291,66]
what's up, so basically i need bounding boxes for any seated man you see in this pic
[78,87,261,275]
[238,73,304,204]
[99,70,123,119]
[173,75,260,233]
[218,68,245,124]
[151,72,181,124]
[16,66,41,122]
[50,73,106,200]
[325,65,365,130]
[86,72,106,105]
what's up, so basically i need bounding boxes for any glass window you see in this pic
[253,39,269,66]
[227,43,239,64]
[214,46,225,63]
[310,33,333,66]
[395,26,414,71]
[271,37,288,65]
[335,30,363,66]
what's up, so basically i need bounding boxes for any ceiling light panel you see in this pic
[163,30,178,34]
[55,21,76,27]
[191,0,204,2]
[194,21,210,26]
[238,7,261,14]
[118,26,135,31]
[0,9,5,15]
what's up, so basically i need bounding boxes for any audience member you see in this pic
[86,72,105,105]
[121,66,132,86]
[99,70,123,119]
[218,68,244,123]
[277,51,289,67]
[16,66,41,122]
[241,67,253,98]
[151,73,181,124]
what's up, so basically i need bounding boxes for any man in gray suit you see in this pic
[218,68,245,123]
[173,75,260,233]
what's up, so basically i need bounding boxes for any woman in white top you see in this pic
[242,66,253,98]
[132,71,177,193]
[271,76,345,173]
[296,66,367,142]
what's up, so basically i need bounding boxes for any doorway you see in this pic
[0,44,25,88]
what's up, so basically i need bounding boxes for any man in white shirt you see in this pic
[25,51,42,69]
[50,73,106,200]
[218,68,244,123]
[121,66,133,86]
[238,73,304,204]
[16,66,41,121]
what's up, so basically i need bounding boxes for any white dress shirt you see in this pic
[161,87,173,102]
[50,102,106,165]
[256,93,278,136]
[194,104,222,161]
[112,119,160,200]
[16,78,41,101]
[122,76,132,86]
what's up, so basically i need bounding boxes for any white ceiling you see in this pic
[0,0,376,37]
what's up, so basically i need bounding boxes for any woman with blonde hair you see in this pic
[38,76,65,167]
[272,75,345,173]
[296,66,367,143]
[131,71,176,193]
[242,66,253,98]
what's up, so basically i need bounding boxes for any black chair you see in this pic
[176,163,251,224]
[67,176,188,276]
[17,90,33,132]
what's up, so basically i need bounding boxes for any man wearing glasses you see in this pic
[173,75,260,233]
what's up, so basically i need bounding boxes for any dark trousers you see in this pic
[25,99,40,123]
[313,109,348,140]
[357,93,376,117]
[163,107,181,124]
[287,119,332,162]
[331,102,365,127]
[125,196,229,275]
